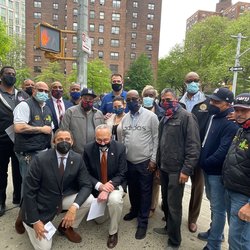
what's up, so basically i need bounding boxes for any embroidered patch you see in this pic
[199,104,207,111]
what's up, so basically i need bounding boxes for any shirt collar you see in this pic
[52,96,63,102]
[56,150,69,160]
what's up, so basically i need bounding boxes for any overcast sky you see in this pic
[159,0,241,58]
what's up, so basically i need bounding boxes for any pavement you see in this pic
[0,174,229,250]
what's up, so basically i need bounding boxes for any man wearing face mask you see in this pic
[22,79,35,96]
[69,83,81,106]
[121,90,159,240]
[21,129,93,249]
[46,81,72,132]
[0,66,29,216]
[60,88,104,154]
[179,72,210,233]
[83,124,127,248]
[100,74,128,119]
[199,87,238,250]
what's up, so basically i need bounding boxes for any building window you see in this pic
[90,10,95,19]
[98,51,104,59]
[110,52,119,60]
[34,12,41,19]
[148,3,155,10]
[131,32,137,39]
[147,14,154,20]
[133,1,138,8]
[72,35,77,44]
[130,53,136,59]
[147,54,152,59]
[90,37,94,45]
[112,0,121,8]
[53,14,58,20]
[147,24,153,30]
[99,24,104,33]
[131,43,136,49]
[111,39,119,47]
[53,3,58,9]
[34,1,41,8]
[99,11,104,19]
[73,0,78,2]
[146,34,152,41]
[111,26,120,34]
[34,66,41,73]
[132,22,137,29]
[110,64,118,73]
[34,56,41,62]
[100,0,105,5]
[146,44,152,51]
[112,13,120,21]
[73,9,78,16]
[89,24,95,31]
[90,0,95,4]
[73,22,78,30]
[72,49,77,57]
[98,38,104,45]
[132,12,138,18]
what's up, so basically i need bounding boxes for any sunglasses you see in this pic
[186,79,199,84]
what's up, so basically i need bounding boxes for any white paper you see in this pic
[44,221,57,241]
[5,125,14,143]
[86,198,106,221]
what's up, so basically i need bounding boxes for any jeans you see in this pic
[204,173,226,250]
[225,189,250,250]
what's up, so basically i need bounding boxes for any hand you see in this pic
[33,220,48,240]
[104,113,112,120]
[227,111,236,121]
[97,191,109,202]
[62,205,77,228]
[99,181,114,193]
[147,161,156,173]
[40,125,52,134]
[238,203,250,222]
[179,172,189,184]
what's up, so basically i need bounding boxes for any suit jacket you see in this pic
[46,98,72,132]
[22,149,92,225]
[83,140,127,197]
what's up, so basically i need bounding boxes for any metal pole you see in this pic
[77,0,88,89]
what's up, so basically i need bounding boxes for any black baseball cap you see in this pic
[233,93,250,109]
[208,88,234,103]
[80,88,97,98]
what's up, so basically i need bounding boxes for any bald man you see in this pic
[22,79,35,96]
[69,83,81,105]
[179,72,210,233]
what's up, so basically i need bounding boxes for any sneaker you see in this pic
[153,227,167,235]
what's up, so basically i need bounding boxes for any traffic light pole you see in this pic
[77,0,88,89]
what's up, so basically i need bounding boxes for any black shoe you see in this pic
[123,212,137,221]
[12,199,20,205]
[198,230,225,242]
[135,227,147,240]
[0,204,6,216]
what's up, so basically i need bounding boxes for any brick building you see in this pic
[25,0,162,78]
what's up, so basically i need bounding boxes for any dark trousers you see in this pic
[127,160,153,228]
[0,145,22,205]
[188,165,204,223]
[160,170,185,247]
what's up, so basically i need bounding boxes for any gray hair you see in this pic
[160,88,177,99]
[95,124,112,134]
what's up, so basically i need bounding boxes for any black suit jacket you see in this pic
[22,149,92,224]
[83,140,127,197]
[46,98,72,132]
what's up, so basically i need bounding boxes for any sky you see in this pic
[159,0,240,58]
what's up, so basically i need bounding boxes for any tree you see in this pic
[0,20,12,66]
[125,54,154,94]
[15,67,32,88]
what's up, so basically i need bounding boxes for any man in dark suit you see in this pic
[46,81,72,132]
[21,129,93,249]
[83,124,127,249]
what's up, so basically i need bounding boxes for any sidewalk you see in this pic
[0,176,228,250]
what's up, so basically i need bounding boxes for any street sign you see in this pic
[82,32,91,54]
[228,66,244,72]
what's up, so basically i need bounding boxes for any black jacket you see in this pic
[222,128,250,197]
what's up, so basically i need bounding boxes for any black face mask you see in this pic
[208,104,220,115]
[3,75,16,87]
[112,83,122,92]
[25,87,33,96]
[56,141,71,154]
[95,141,110,151]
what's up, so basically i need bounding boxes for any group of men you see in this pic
[0,65,249,250]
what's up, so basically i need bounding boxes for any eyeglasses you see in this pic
[36,88,49,93]
[186,79,199,84]
[96,138,110,144]
[126,97,139,102]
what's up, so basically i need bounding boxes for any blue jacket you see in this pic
[199,107,239,175]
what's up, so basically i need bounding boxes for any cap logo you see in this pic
[236,96,250,102]
[214,88,219,93]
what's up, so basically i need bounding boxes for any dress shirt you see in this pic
[52,96,65,123]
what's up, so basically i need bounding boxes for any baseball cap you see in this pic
[80,88,97,98]
[233,93,250,109]
[208,88,234,103]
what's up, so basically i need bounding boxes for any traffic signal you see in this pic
[35,23,61,53]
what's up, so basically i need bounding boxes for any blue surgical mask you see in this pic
[70,91,81,100]
[186,82,199,94]
[113,107,124,115]
[34,92,48,103]
[143,97,154,108]
[127,100,140,114]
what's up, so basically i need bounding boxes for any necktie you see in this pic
[101,150,108,184]
[57,99,63,122]
[59,157,65,177]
